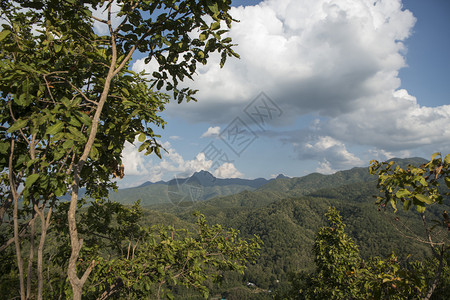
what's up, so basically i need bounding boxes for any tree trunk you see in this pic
[422,246,444,300]
[10,139,25,300]
[36,205,52,300]
[26,213,36,299]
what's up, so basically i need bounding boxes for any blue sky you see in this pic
[118,0,450,188]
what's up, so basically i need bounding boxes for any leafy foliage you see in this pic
[46,201,261,299]
[288,208,428,300]
[0,0,242,298]
[369,153,450,213]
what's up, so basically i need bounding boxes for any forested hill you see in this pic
[111,157,426,208]
[134,157,447,298]
[107,170,277,205]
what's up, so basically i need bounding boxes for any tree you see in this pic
[0,0,239,298]
[294,207,363,299]
[369,153,450,299]
[46,201,261,299]
[288,207,428,300]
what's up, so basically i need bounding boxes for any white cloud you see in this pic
[300,135,364,170]
[122,142,149,176]
[367,148,411,161]
[213,163,244,178]
[200,126,221,138]
[130,0,450,165]
[120,141,244,185]
[316,160,336,174]
[135,0,415,123]
[325,89,450,151]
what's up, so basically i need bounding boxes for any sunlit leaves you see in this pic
[25,173,40,188]
[0,30,11,42]
[369,153,450,213]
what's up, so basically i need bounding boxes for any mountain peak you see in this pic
[193,170,215,178]
[276,174,289,179]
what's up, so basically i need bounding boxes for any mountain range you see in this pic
[95,156,450,298]
[108,170,290,206]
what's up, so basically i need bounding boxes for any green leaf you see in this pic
[121,87,130,97]
[416,204,426,213]
[445,176,450,189]
[76,112,92,126]
[7,119,28,133]
[414,194,434,205]
[68,126,85,141]
[403,199,411,211]
[431,152,440,161]
[444,154,450,165]
[46,122,64,136]
[68,116,81,127]
[0,142,9,154]
[208,3,219,14]
[199,33,207,42]
[25,174,40,188]
[210,22,220,31]
[63,139,74,149]
[390,198,397,212]
[138,133,145,142]
[395,188,410,198]
[157,80,163,90]
[54,43,62,53]
[90,146,99,160]
[0,30,11,42]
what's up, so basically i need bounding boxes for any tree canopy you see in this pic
[0,0,242,298]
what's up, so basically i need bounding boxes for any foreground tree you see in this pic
[369,153,450,299]
[46,202,261,299]
[288,207,429,300]
[0,0,239,298]
[290,207,363,299]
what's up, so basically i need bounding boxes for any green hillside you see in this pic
[134,158,447,298]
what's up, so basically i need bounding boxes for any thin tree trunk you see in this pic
[10,139,25,300]
[422,246,444,300]
[421,214,445,300]
[67,31,116,300]
[66,2,138,297]
[36,204,52,300]
[26,212,36,299]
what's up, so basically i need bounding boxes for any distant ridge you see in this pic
[83,157,427,206]
[136,170,277,189]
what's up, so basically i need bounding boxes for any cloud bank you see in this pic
[132,0,450,172]
[120,141,244,187]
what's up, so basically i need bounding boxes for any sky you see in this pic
[118,0,450,188]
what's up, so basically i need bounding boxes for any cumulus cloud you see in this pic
[316,160,336,174]
[213,163,244,178]
[299,135,364,171]
[120,141,244,185]
[201,126,221,138]
[130,0,450,168]
[122,142,149,176]
[131,0,417,122]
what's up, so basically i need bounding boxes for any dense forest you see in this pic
[132,157,449,299]
[4,157,447,298]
